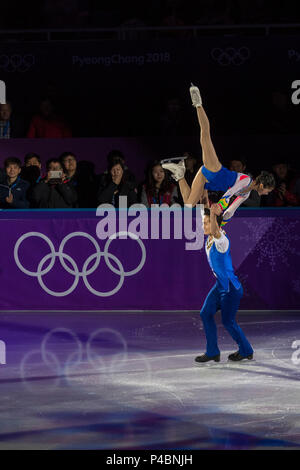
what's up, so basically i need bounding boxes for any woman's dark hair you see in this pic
[145,160,174,196]
[107,150,125,165]
[255,171,276,189]
[204,208,223,228]
[4,157,22,169]
[108,157,125,173]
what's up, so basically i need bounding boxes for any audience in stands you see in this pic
[105,150,136,185]
[141,160,178,207]
[24,152,42,169]
[0,157,29,208]
[31,158,77,208]
[27,97,72,138]
[60,151,98,208]
[1,150,300,208]
[97,156,137,207]
[264,159,300,207]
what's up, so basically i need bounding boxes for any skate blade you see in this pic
[194,360,221,366]
[160,156,188,164]
[227,358,256,363]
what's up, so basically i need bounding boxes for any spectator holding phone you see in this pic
[31,158,77,208]
[0,157,29,208]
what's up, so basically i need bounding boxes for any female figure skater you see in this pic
[162,84,275,225]
[195,200,254,363]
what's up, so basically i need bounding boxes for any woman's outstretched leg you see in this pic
[190,84,222,173]
[162,85,222,206]
[183,86,222,205]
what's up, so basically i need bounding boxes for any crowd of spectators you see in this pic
[0,1,298,30]
[0,151,299,210]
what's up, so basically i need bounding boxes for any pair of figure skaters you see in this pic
[162,84,275,363]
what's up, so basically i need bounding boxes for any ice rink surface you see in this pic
[0,311,299,450]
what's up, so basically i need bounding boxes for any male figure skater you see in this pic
[196,201,254,363]
[162,84,275,225]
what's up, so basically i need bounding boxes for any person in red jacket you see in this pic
[27,97,72,138]
[265,160,300,207]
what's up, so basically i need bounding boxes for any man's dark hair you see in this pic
[46,158,62,171]
[204,207,223,228]
[255,171,276,189]
[4,157,22,169]
[59,151,77,163]
[24,152,41,165]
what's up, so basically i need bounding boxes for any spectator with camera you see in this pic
[97,156,137,207]
[0,157,29,208]
[140,160,178,207]
[31,158,77,208]
[264,159,300,207]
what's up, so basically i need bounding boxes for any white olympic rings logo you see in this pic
[20,326,185,409]
[14,231,146,297]
[211,47,250,66]
[20,327,152,393]
[0,54,35,72]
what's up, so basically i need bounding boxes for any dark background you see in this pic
[0,0,300,173]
